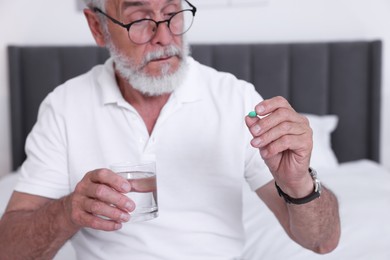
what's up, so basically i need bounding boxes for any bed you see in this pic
[2,41,390,259]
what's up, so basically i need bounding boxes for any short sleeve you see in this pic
[15,92,71,199]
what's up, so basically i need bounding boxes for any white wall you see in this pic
[1,0,389,177]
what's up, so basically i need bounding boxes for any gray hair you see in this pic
[82,0,106,10]
[82,0,109,36]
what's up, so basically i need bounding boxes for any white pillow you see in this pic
[304,114,339,169]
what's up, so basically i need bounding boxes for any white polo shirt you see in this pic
[15,57,272,260]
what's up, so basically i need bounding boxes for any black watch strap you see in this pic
[275,167,322,205]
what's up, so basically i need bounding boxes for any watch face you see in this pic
[314,179,322,193]
[310,167,321,193]
[309,167,317,178]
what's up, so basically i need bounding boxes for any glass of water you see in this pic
[110,161,158,223]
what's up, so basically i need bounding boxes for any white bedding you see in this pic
[1,160,390,259]
[242,159,390,259]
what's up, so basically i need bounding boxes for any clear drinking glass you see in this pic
[110,161,158,223]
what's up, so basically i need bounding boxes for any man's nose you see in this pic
[150,21,174,45]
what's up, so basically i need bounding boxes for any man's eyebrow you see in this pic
[121,0,175,10]
[122,1,149,9]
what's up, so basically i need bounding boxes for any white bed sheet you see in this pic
[242,159,390,259]
[0,172,18,215]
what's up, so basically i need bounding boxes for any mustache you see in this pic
[140,45,183,67]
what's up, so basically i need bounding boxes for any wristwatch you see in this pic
[275,167,322,205]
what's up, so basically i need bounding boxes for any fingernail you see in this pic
[257,105,265,114]
[121,182,130,192]
[125,202,134,212]
[252,138,262,147]
[114,223,122,230]
[120,213,130,222]
[253,125,261,134]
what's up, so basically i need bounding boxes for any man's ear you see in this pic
[83,8,106,47]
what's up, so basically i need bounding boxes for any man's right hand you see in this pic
[65,168,135,231]
[0,168,134,259]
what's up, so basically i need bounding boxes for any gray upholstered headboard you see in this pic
[8,41,382,171]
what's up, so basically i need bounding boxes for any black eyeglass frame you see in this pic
[93,0,197,44]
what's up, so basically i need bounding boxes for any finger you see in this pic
[245,115,261,137]
[250,121,308,149]
[79,170,134,212]
[260,133,312,160]
[128,175,156,193]
[89,168,131,193]
[255,96,293,116]
[77,210,123,231]
[253,108,307,138]
[85,182,135,212]
[246,108,293,139]
[83,198,131,223]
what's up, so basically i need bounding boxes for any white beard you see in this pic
[106,40,190,96]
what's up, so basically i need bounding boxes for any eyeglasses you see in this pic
[93,0,197,45]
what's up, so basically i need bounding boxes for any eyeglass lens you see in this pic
[128,10,194,44]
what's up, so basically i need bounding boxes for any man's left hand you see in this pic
[245,96,314,198]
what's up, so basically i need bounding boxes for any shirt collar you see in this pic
[98,58,126,106]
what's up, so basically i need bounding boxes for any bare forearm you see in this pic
[0,196,79,260]
[287,186,340,253]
